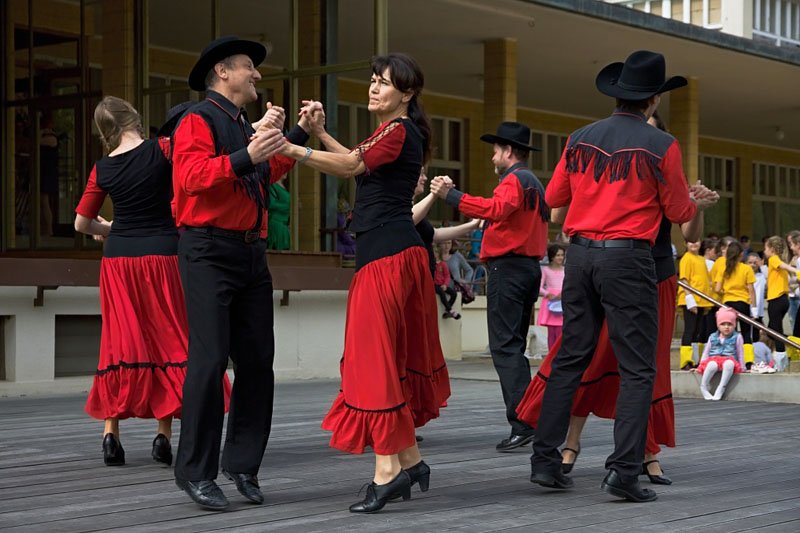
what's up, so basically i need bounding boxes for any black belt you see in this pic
[570,235,650,250]
[183,226,262,243]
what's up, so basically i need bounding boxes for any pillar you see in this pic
[101,0,137,104]
[480,38,517,198]
[669,77,700,249]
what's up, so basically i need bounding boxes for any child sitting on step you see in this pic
[697,307,746,400]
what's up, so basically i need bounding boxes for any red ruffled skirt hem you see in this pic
[697,356,744,374]
[321,394,417,455]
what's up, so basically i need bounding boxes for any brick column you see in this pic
[480,38,517,197]
[101,0,136,104]
[669,77,699,249]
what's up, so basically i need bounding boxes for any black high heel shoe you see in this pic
[641,460,672,485]
[102,433,125,466]
[405,460,431,492]
[349,471,411,513]
[152,433,173,466]
[560,446,580,474]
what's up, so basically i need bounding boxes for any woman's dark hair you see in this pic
[723,241,742,279]
[547,243,565,263]
[371,53,432,164]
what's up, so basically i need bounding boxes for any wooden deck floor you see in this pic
[1,378,799,532]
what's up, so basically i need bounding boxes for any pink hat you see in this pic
[716,307,738,327]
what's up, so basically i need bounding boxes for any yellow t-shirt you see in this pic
[678,252,712,307]
[767,254,789,300]
[714,262,755,303]
[709,256,726,300]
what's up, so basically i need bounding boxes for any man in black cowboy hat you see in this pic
[529,50,716,502]
[171,35,320,510]
[431,121,549,452]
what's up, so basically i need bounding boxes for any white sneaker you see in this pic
[700,387,714,400]
[532,353,543,360]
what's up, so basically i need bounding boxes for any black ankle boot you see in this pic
[405,460,431,492]
[102,433,125,466]
[349,471,411,513]
[151,434,173,466]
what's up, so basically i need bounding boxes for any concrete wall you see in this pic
[0,286,475,383]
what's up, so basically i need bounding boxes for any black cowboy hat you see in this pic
[188,35,267,92]
[595,50,687,100]
[156,101,194,137]
[480,122,540,152]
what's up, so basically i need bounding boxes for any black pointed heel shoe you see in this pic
[102,433,125,466]
[560,446,581,474]
[642,460,672,485]
[151,433,173,466]
[349,471,411,513]
[405,460,431,492]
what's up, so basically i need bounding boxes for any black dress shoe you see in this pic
[175,478,229,510]
[151,434,173,466]
[496,433,534,452]
[601,469,657,502]
[349,471,411,513]
[222,470,264,504]
[641,460,672,485]
[102,433,125,466]
[530,470,574,489]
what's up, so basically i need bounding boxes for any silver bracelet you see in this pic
[299,146,313,164]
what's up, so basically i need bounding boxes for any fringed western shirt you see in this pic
[546,109,697,245]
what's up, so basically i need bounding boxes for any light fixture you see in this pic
[776,127,785,141]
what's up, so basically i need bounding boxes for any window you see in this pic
[699,154,736,236]
[752,162,800,239]
[427,116,465,223]
[529,131,567,183]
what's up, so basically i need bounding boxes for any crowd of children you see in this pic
[678,232,800,400]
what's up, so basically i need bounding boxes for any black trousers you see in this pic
[436,285,457,312]
[486,256,541,436]
[174,231,275,481]
[724,300,752,344]
[681,306,707,346]
[531,243,657,478]
[768,294,789,352]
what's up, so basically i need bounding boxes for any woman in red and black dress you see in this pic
[75,96,231,467]
[280,54,449,513]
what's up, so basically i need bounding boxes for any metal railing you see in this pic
[678,280,800,350]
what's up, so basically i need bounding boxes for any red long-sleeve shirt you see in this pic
[446,164,548,261]
[171,98,299,236]
[546,111,697,244]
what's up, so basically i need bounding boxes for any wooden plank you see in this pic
[0,379,799,531]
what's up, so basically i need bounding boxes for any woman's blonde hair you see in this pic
[766,235,787,261]
[94,96,143,152]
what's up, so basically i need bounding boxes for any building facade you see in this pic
[2,0,800,381]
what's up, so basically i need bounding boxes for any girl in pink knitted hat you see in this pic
[697,307,746,400]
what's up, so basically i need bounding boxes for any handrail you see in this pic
[677,280,800,351]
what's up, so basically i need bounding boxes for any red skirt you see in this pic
[697,356,744,374]
[322,246,450,455]
[85,255,231,420]
[517,275,677,455]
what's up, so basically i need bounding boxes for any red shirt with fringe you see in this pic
[546,110,696,245]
